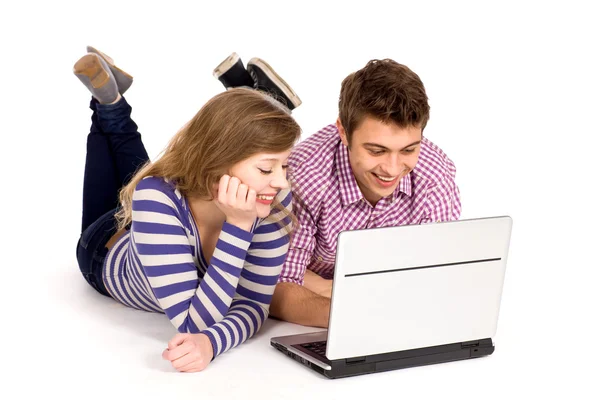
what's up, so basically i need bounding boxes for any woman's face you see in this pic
[229,149,292,218]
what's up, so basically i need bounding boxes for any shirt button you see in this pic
[318,256,323,261]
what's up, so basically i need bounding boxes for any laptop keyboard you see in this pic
[296,340,330,363]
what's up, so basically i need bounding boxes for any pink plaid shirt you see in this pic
[279,124,462,285]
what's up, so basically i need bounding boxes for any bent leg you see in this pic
[81,96,149,232]
[95,96,150,194]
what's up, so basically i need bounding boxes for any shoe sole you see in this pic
[87,46,133,80]
[248,58,301,108]
[213,52,241,79]
[73,54,110,88]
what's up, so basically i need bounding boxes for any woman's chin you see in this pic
[256,203,272,219]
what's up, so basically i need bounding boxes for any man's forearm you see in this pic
[303,269,333,298]
[270,282,330,328]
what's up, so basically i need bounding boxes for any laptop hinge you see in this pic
[461,340,480,349]
[345,356,366,364]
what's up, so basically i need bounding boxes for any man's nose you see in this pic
[382,154,404,175]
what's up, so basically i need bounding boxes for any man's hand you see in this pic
[162,333,214,373]
[303,269,333,298]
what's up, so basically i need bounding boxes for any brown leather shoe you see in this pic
[73,53,119,104]
[87,46,133,95]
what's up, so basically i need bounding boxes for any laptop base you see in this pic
[271,337,494,379]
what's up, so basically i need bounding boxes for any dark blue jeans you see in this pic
[75,97,149,296]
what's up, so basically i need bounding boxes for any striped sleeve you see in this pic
[200,189,293,358]
[130,178,253,334]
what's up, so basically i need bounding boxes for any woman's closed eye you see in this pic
[259,165,289,175]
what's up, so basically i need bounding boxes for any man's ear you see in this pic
[336,118,350,147]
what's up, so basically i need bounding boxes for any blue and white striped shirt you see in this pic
[103,176,292,357]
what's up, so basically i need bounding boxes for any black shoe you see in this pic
[247,57,302,111]
[213,52,255,89]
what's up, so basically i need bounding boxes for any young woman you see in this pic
[73,48,301,372]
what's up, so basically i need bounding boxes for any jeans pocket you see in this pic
[80,218,105,249]
[80,210,117,249]
[86,273,99,291]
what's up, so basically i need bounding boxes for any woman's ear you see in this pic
[210,181,220,200]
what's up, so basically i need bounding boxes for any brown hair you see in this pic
[338,59,430,144]
[115,87,301,231]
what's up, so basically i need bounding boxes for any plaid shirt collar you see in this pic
[335,138,413,207]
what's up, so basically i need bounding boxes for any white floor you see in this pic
[11,254,598,399]
[3,1,599,398]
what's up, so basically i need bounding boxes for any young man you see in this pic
[213,56,461,328]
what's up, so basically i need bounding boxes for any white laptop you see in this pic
[271,216,513,378]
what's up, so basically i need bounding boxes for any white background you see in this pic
[1,0,598,398]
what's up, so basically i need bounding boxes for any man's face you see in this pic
[338,116,422,205]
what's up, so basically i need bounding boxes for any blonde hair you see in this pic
[115,88,301,232]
